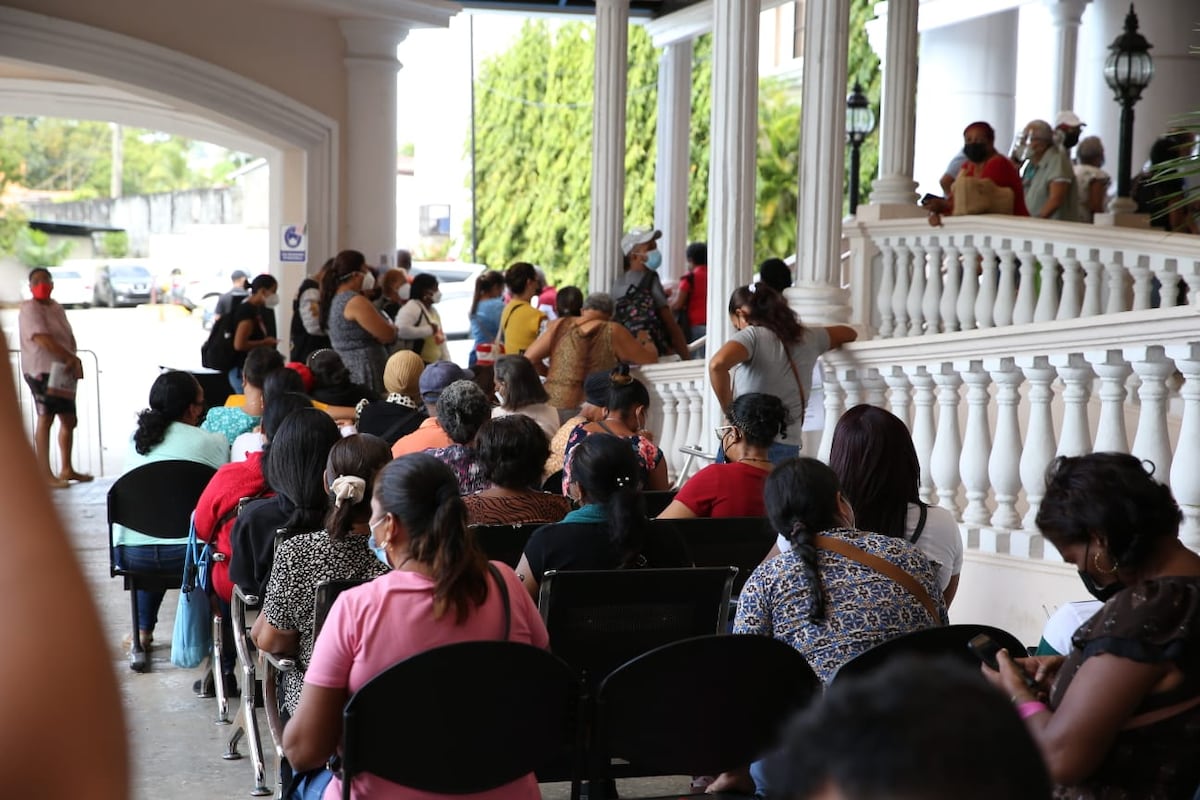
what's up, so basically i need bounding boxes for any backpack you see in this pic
[201,312,239,372]
[614,271,670,355]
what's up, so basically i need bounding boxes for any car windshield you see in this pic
[111,266,151,279]
[415,269,474,283]
[52,270,82,280]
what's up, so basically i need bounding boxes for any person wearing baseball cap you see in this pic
[1054,110,1085,152]
[390,360,472,457]
[213,269,251,324]
[612,226,690,360]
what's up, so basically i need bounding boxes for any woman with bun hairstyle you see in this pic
[319,249,396,397]
[283,453,546,800]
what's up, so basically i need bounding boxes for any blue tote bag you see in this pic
[171,513,214,668]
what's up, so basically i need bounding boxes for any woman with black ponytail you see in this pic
[284,453,546,800]
[515,433,689,600]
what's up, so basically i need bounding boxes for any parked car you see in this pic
[18,266,94,308]
[93,263,153,307]
[409,262,486,340]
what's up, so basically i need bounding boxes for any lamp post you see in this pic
[845,81,876,215]
[1104,4,1154,202]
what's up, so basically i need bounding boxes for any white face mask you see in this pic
[397,283,411,301]
[494,391,505,405]
[264,293,280,308]
[360,271,376,292]
[431,290,443,304]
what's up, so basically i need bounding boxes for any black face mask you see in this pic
[963,143,990,164]
[1063,130,1081,149]
[1079,543,1125,602]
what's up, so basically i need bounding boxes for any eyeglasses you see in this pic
[714,425,735,442]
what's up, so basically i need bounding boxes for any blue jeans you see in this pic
[228,366,244,393]
[114,544,188,633]
[715,442,800,466]
[290,769,333,800]
[750,757,770,797]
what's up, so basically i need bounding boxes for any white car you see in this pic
[409,262,487,340]
[19,266,94,308]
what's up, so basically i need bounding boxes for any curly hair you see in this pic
[476,415,549,490]
[728,393,790,448]
[728,282,805,346]
[436,379,492,444]
[133,371,200,455]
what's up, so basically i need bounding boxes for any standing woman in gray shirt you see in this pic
[708,283,856,463]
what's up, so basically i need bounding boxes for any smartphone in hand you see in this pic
[920,193,940,206]
[968,633,1039,691]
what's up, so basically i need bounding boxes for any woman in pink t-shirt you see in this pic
[282,453,548,800]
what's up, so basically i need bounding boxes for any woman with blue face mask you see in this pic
[612,226,691,360]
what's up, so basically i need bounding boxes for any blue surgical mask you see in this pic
[367,516,391,568]
[645,250,663,271]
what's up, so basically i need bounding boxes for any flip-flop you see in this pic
[60,472,94,483]
[47,477,70,489]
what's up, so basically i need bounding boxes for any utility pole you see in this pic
[110,122,123,198]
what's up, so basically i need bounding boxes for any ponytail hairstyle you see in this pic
[470,270,505,317]
[555,286,583,318]
[375,453,488,622]
[262,407,341,534]
[728,393,790,448]
[764,458,848,622]
[607,363,650,415]
[828,405,920,541]
[728,282,805,346]
[323,434,393,540]
[569,434,649,568]
[319,249,366,331]
[134,370,201,455]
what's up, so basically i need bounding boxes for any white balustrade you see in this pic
[1017,356,1057,531]
[1169,344,1200,550]
[995,245,1017,327]
[930,363,963,515]
[958,360,992,527]
[1013,242,1037,326]
[907,365,937,505]
[1092,350,1132,453]
[986,357,1024,531]
[940,243,960,333]
[892,240,911,337]
[1057,250,1083,321]
[975,244,997,329]
[818,361,844,462]
[1129,346,1175,479]
[907,240,926,336]
[884,366,912,428]
[861,368,888,408]
[1053,353,1094,457]
[1033,251,1060,323]
[877,243,896,337]
[922,241,943,334]
[1081,250,1103,317]
[956,242,977,331]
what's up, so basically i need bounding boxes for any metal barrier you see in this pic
[8,348,106,477]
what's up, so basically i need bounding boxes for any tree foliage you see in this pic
[15,228,74,269]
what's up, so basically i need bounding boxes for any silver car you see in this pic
[409,262,486,340]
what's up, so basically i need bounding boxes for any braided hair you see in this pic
[570,434,649,568]
[728,393,790,448]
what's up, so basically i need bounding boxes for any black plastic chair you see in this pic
[641,489,678,518]
[312,578,372,641]
[832,623,1028,683]
[470,523,540,568]
[543,469,565,495]
[592,634,821,789]
[107,459,217,673]
[340,641,582,800]
[659,517,776,595]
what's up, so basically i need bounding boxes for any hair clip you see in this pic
[615,475,632,488]
[747,282,758,294]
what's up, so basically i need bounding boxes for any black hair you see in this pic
[1149,136,1178,166]
[470,270,505,317]
[242,346,286,390]
[323,434,393,540]
[308,349,351,390]
[318,249,366,331]
[476,415,549,490]
[375,453,487,622]
[828,405,920,540]
[133,370,200,455]
[494,354,549,410]
[728,393,790,448]
[758,258,792,294]
[685,241,707,266]
[410,273,439,305]
[435,379,491,444]
[28,267,51,282]
[505,262,537,295]
[261,391,313,441]
[569,434,649,568]
[555,286,583,318]
[766,655,1052,800]
[250,274,278,294]
[1036,452,1181,570]
[263,366,305,402]
[607,364,650,415]
[262,407,341,534]
[728,282,805,345]
[963,120,997,143]
[764,457,847,622]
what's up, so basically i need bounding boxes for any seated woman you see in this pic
[985,452,1200,798]
[659,392,787,519]
[425,379,491,495]
[491,354,560,439]
[307,348,378,407]
[229,407,341,601]
[355,350,426,445]
[561,364,669,494]
[113,370,229,652]
[230,367,308,462]
[282,453,547,800]
[251,434,393,717]
[464,415,572,527]
[516,434,689,600]
[544,370,610,486]
[203,345,285,445]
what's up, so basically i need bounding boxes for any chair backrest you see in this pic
[594,634,820,780]
[658,517,776,594]
[832,623,1028,683]
[538,567,736,686]
[470,523,539,568]
[641,489,678,518]
[542,469,565,495]
[313,578,371,640]
[341,641,579,796]
[108,459,217,574]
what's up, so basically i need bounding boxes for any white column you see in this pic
[788,0,852,325]
[908,366,937,505]
[1092,349,1132,453]
[876,240,896,337]
[959,361,993,527]
[589,0,631,295]
[1058,250,1083,320]
[869,0,920,207]
[884,367,913,428]
[940,243,961,333]
[1130,346,1176,480]
[1045,0,1091,113]
[268,147,308,352]
[654,39,693,284]
[1053,353,1095,457]
[906,240,926,336]
[340,19,408,262]
[818,363,845,463]
[931,364,964,515]
[1169,344,1200,550]
[1018,356,1058,530]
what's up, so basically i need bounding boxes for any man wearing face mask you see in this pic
[1018,119,1083,222]
[229,273,280,392]
[1054,110,1086,157]
[612,227,690,360]
[925,121,1029,227]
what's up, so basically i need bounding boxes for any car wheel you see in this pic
[93,288,106,307]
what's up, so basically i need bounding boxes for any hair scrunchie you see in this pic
[330,475,366,508]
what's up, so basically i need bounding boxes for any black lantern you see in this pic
[1104,4,1154,199]
[845,81,876,215]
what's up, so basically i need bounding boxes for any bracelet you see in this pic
[1016,700,1048,720]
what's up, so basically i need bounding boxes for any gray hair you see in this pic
[583,292,615,315]
[1076,135,1105,165]
[1025,119,1053,142]
[436,379,491,444]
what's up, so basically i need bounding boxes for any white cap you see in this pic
[620,227,662,256]
[1055,110,1085,129]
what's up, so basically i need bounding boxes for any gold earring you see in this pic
[1093,549,1119,575]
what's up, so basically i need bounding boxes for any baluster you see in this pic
[892,240,911,338]
[940,243,961,333]
[1130,346,1175,479]
[907,365,937,504]
[957,242,978,331]
[1158,259,1181,308]
[1012,242,1037,325]
[1130,256,1153,311]
[1169,344,1200,550]
[877,241,896,337]
[973,243,995,329]
[683,379,704,466]
[1081,249,1103,317]
[818,362,844,463]
[922,240,943,334]
[1105,252,1127,315]
[656,380,681,482]
[907,241,927,336]
[930,364,963,516]
[884,367,913,429]
[1033,252,1061,323]
[993,245,1017,327]
[668,381,691,457]
[839,367,865,410]
[862,368,888,408]
[987,358,1024,531]
[958,360,992,527]
[1053,353,1095,458]
[1018,357,1058,530]
[1092,350,1132,453]
[1057,250,1083,320]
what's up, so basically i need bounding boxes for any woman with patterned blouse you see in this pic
[251,434,393,715]
[464,415,572,527]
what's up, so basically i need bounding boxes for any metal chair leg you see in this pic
[213,612,230,724]
[129,588,149,673]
